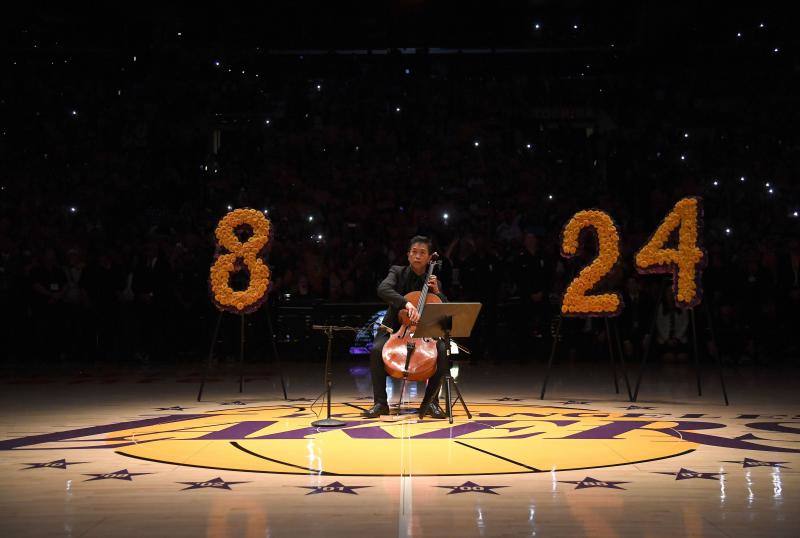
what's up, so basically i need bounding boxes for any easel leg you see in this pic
[605,318,620,394]
[702,302,730,406]
[239,314,245,393]
[265,302,288,400]
[198,311,224,402]
[540,316,562,400]
[689,308,702,396]
[633,280,667,402]
[612,318,634,401]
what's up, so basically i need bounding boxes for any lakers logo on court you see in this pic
[115,403,703,475]
[5,402,797,476]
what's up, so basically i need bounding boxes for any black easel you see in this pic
[631,279,729,405]
[414,302,482,424]
[197,302,288,402]
[265,303,289,400]
[539,315,633,401]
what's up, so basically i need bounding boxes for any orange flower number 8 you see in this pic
[209,208,272,314]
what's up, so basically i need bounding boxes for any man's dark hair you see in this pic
[408,235,433,252]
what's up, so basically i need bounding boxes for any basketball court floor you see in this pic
[1,359,797,537]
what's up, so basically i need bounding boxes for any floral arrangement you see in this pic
[560,209,623,317]
[209,208,272,314]
[635,196,706,309]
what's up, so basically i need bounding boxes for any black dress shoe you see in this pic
[363,402,390,418]
[423,401,447,419]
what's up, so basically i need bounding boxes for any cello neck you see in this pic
[416,253,440,314]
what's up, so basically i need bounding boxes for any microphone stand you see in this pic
[311,325,357,427]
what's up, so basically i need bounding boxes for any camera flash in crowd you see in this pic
[548,194,554,200]
[680,154,686,161]
[725,227,732,235]
[473,140,480,147]
[683,132,689,138]
[526,143,532,149]
[740,176,746,182]
[713,179,719,186]
[308,215,314,222]
[226,205,232,211]
[792,211,799,218]
[442,213,449,221]
[69,206,77,213]
[395,106,401,112]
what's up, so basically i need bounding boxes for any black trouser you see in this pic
[369,332,448,406]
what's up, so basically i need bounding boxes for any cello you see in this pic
[381,253,442,382]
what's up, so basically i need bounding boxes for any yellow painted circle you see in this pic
[114,403,696,476]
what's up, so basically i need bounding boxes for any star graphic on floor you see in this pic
[220,401,247,405]
[436,481,508,495]
[22,459,88,470]
[559,477,628,490]
[299,481,371,495]
[561,400,591,405]
[178,477,250,490]
[83,469,153,482]
[154,406,189,411]
[721,458,790,469]
[655,468,724,480]
[620,405,655,410]
[492,397,523,402]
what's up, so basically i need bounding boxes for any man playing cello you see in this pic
[364,236,448,419]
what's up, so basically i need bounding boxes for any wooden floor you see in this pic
[0,358,797,537]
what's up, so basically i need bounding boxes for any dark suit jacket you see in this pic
[378,265,448,331]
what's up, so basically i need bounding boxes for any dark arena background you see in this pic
[2,2,799,537]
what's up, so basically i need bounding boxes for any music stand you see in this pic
[414,302,482,423]
[310,325,356,427]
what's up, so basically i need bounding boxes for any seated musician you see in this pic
[364,236,448,419]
